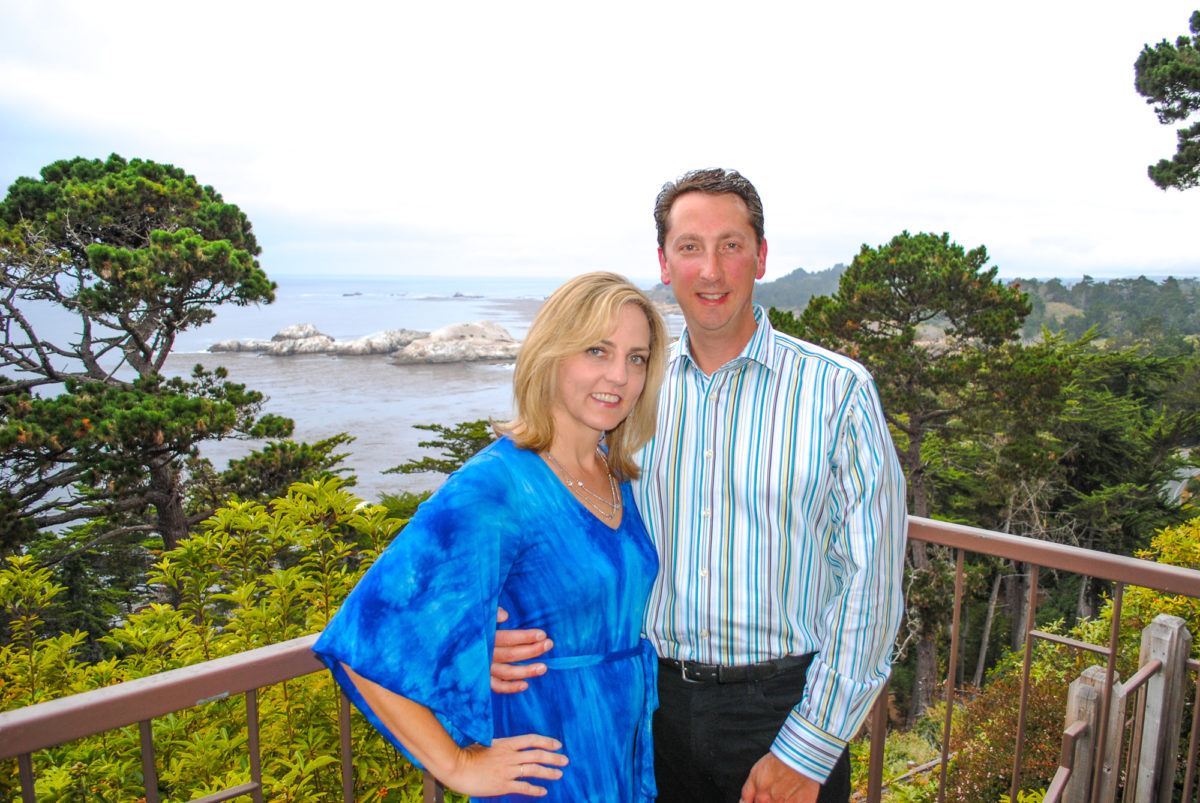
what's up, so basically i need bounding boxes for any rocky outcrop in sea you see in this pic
[209,322,521,363]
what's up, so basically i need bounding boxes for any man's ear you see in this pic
[755,238,768,280]
[658,248,671,285]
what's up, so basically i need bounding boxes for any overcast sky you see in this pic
[2,1,1198,284]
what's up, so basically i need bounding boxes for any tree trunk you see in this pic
[972,571,1003,687]
[910,634,939,725]
[1007,563,1027,652]
[1076,575,1095,622]
[148,459,187,553]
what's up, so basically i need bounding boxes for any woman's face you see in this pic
[551,303,652,444]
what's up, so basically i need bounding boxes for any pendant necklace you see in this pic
[544,447,621,520]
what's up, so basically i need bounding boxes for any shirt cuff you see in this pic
[770,711,848,785]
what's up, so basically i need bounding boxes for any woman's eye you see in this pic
[587,346,605,357]
[629,354,646,366]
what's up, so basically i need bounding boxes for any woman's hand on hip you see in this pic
[443,734,569,798]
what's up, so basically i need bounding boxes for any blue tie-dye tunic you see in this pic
[313,436,659,801]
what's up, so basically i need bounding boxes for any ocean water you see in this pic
[23,274,676,502]
[165,275,563,500]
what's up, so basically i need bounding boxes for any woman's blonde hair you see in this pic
[497,272,667,480]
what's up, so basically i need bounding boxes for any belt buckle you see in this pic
[679,661,703,684]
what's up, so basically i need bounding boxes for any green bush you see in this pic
[0,478,459,801]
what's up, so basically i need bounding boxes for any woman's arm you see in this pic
[341,663,568,798]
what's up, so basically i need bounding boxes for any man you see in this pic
[494,169,906,803]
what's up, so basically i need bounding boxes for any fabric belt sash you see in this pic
[535,639,659,801]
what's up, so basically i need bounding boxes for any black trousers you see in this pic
[653,656,851,803]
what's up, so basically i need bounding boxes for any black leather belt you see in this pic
[659,653,813,684]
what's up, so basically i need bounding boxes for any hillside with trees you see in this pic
[1017,275,1200,346]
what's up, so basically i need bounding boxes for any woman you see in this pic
[313,272,667,801]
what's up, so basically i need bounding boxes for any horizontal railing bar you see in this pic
[190,782,261,803]
[1030,629,1113,657]
[907,517,1200,597]
[1121,658,1163,697]
[0,634,322,760]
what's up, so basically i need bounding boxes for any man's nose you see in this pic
[698,250,720,281]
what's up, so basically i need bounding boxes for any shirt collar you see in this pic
[672,305,776,374]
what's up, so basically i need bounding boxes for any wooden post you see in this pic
[1074,665,1124,803]
[1062,675,1099,803]
[1132,614,1192,803]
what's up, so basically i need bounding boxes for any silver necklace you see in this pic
[544,448,621,520]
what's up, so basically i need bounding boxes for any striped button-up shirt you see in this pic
[633,306,907,783]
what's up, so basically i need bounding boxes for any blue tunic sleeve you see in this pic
[312,443,522,767]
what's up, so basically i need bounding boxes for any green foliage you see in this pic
[187,432,356,514]
[849,704,948,801]
[0,478,449,801]
[1135,11,1200,190]
[385,420,496,475]
[378,490,434,522]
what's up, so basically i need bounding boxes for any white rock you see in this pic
[427,320,517,343]
[267,335,335,355]
[393,321,521,364]
[330,329,427,355]
[210,338,274,352]
[273,323,326,341]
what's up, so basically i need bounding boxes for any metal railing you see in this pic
[0,635,444,803]
[2,515,1199,801]
[898,516,1200,803]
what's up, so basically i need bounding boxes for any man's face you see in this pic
[657,191,767,347]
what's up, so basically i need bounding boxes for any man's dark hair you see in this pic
[653,168,765,250]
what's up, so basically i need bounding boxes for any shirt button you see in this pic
[699,567,709,578]
[701,509,711,518]
[704,449,713,459]
[700,630,710,639]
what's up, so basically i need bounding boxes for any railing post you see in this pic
[867,680,889,803]
[1062,675,1099,803]
[338,692,355,802]
[422,771,445,802]
[1131,614,1191,803]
